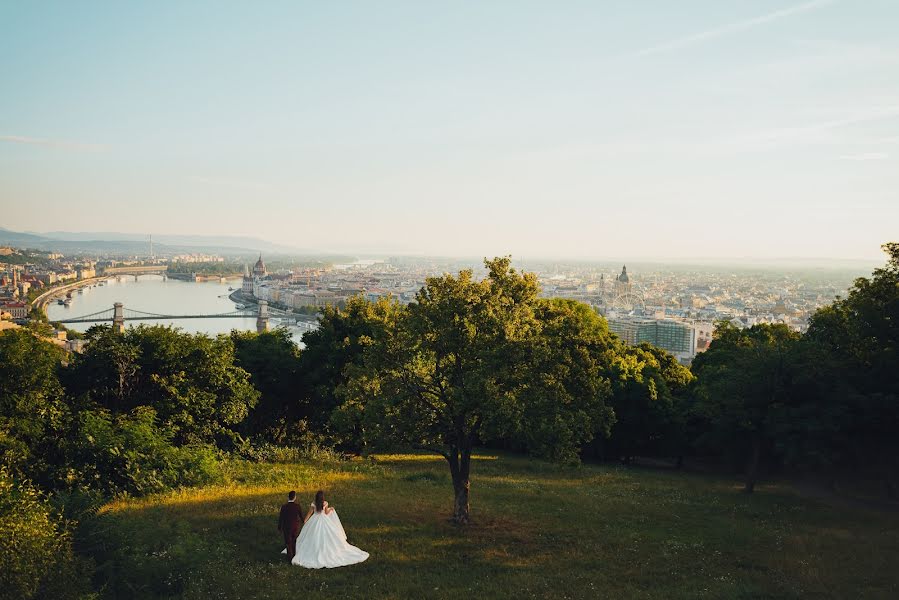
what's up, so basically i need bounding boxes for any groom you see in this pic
[278,490,302,562]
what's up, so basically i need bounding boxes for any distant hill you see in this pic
[0,228,301,256]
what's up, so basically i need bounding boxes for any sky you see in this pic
[1,0,897,260]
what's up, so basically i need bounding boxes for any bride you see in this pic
[291,490,369,568]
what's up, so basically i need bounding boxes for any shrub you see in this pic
[0,468,93,600]
[68,407,222,497]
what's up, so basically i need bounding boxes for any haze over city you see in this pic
[2,0,897,260]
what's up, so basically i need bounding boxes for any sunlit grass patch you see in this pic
[83,452,899,600]
[371,452,499,463]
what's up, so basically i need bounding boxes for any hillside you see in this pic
[84,453,899,599]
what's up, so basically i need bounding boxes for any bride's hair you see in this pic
[314,490,325,512]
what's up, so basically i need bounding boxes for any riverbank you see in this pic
[32,276,107,313]
[228,289,319,324]
[168,272,242,282]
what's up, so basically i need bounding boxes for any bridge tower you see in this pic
[113,302,125,334]
[256,300,269,333]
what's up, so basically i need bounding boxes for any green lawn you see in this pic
[84,453,899,599]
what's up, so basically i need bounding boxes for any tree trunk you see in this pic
[447,445,471,524]
[744,435,761,494]
[675,455,684,470]
[453,478,470,524]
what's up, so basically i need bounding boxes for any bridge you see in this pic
[54,301,317,334]
[101,265,169,276]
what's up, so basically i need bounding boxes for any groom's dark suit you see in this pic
[278,500,302,561]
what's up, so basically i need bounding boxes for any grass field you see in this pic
[83,453,899,599]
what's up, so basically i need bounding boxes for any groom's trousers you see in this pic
[284,526,300,562]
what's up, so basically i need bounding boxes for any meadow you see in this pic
[84,453,899,599]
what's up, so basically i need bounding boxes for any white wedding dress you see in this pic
[289,502,369,568]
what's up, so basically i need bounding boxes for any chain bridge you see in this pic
[54,301,316,334]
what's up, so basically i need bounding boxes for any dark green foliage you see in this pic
[688,242,898,494]
[604,342,694,463]
[299,294,401,449]
[65,325,259,446]
[517,298,617,462]
[692,322,801,492]
[0,330,70,488]
[166,261,242,275]
[230,329,305,443]
[67,407,222,497]
[0,468,93,600]
[804,242,899,493]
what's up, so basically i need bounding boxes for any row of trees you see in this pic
[694,243,899,495]
[166,261,244,275]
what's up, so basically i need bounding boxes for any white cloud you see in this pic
[629,0,836,58]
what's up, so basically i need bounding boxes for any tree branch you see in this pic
[412,444,450,460]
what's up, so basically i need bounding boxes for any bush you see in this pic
[0,468,93,600]
[68,407,222,497]
[239,426,347,464]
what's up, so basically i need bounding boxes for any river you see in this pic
[46,275,310,344]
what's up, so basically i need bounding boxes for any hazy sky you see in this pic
[1,1,897,259]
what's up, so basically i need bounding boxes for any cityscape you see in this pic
[1,236,869,363]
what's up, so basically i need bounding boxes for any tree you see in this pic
[230,329,305,443]
[299,295,401,449]
[65,325,259,446]
[64,325,139,412]
[604,343,694,464]
[691,322,801,493]
[0,330,70,487]
[805,242,899,496]
[517,299,617,463]
[344,259,615,523]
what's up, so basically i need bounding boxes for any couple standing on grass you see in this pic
[278,490,369,568]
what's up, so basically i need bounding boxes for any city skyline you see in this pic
[2,1,898,260]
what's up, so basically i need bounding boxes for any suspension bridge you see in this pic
[53,301,317,334]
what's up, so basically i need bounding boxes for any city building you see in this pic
[241,264,254,294]
[608,316,697,363]
[0,301,28,319]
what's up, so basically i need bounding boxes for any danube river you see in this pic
[46,275,309,343]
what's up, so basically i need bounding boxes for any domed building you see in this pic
[615,265,631,296]
[241,254,267,296]
[611,265,644,313]
[253,254,267,278]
